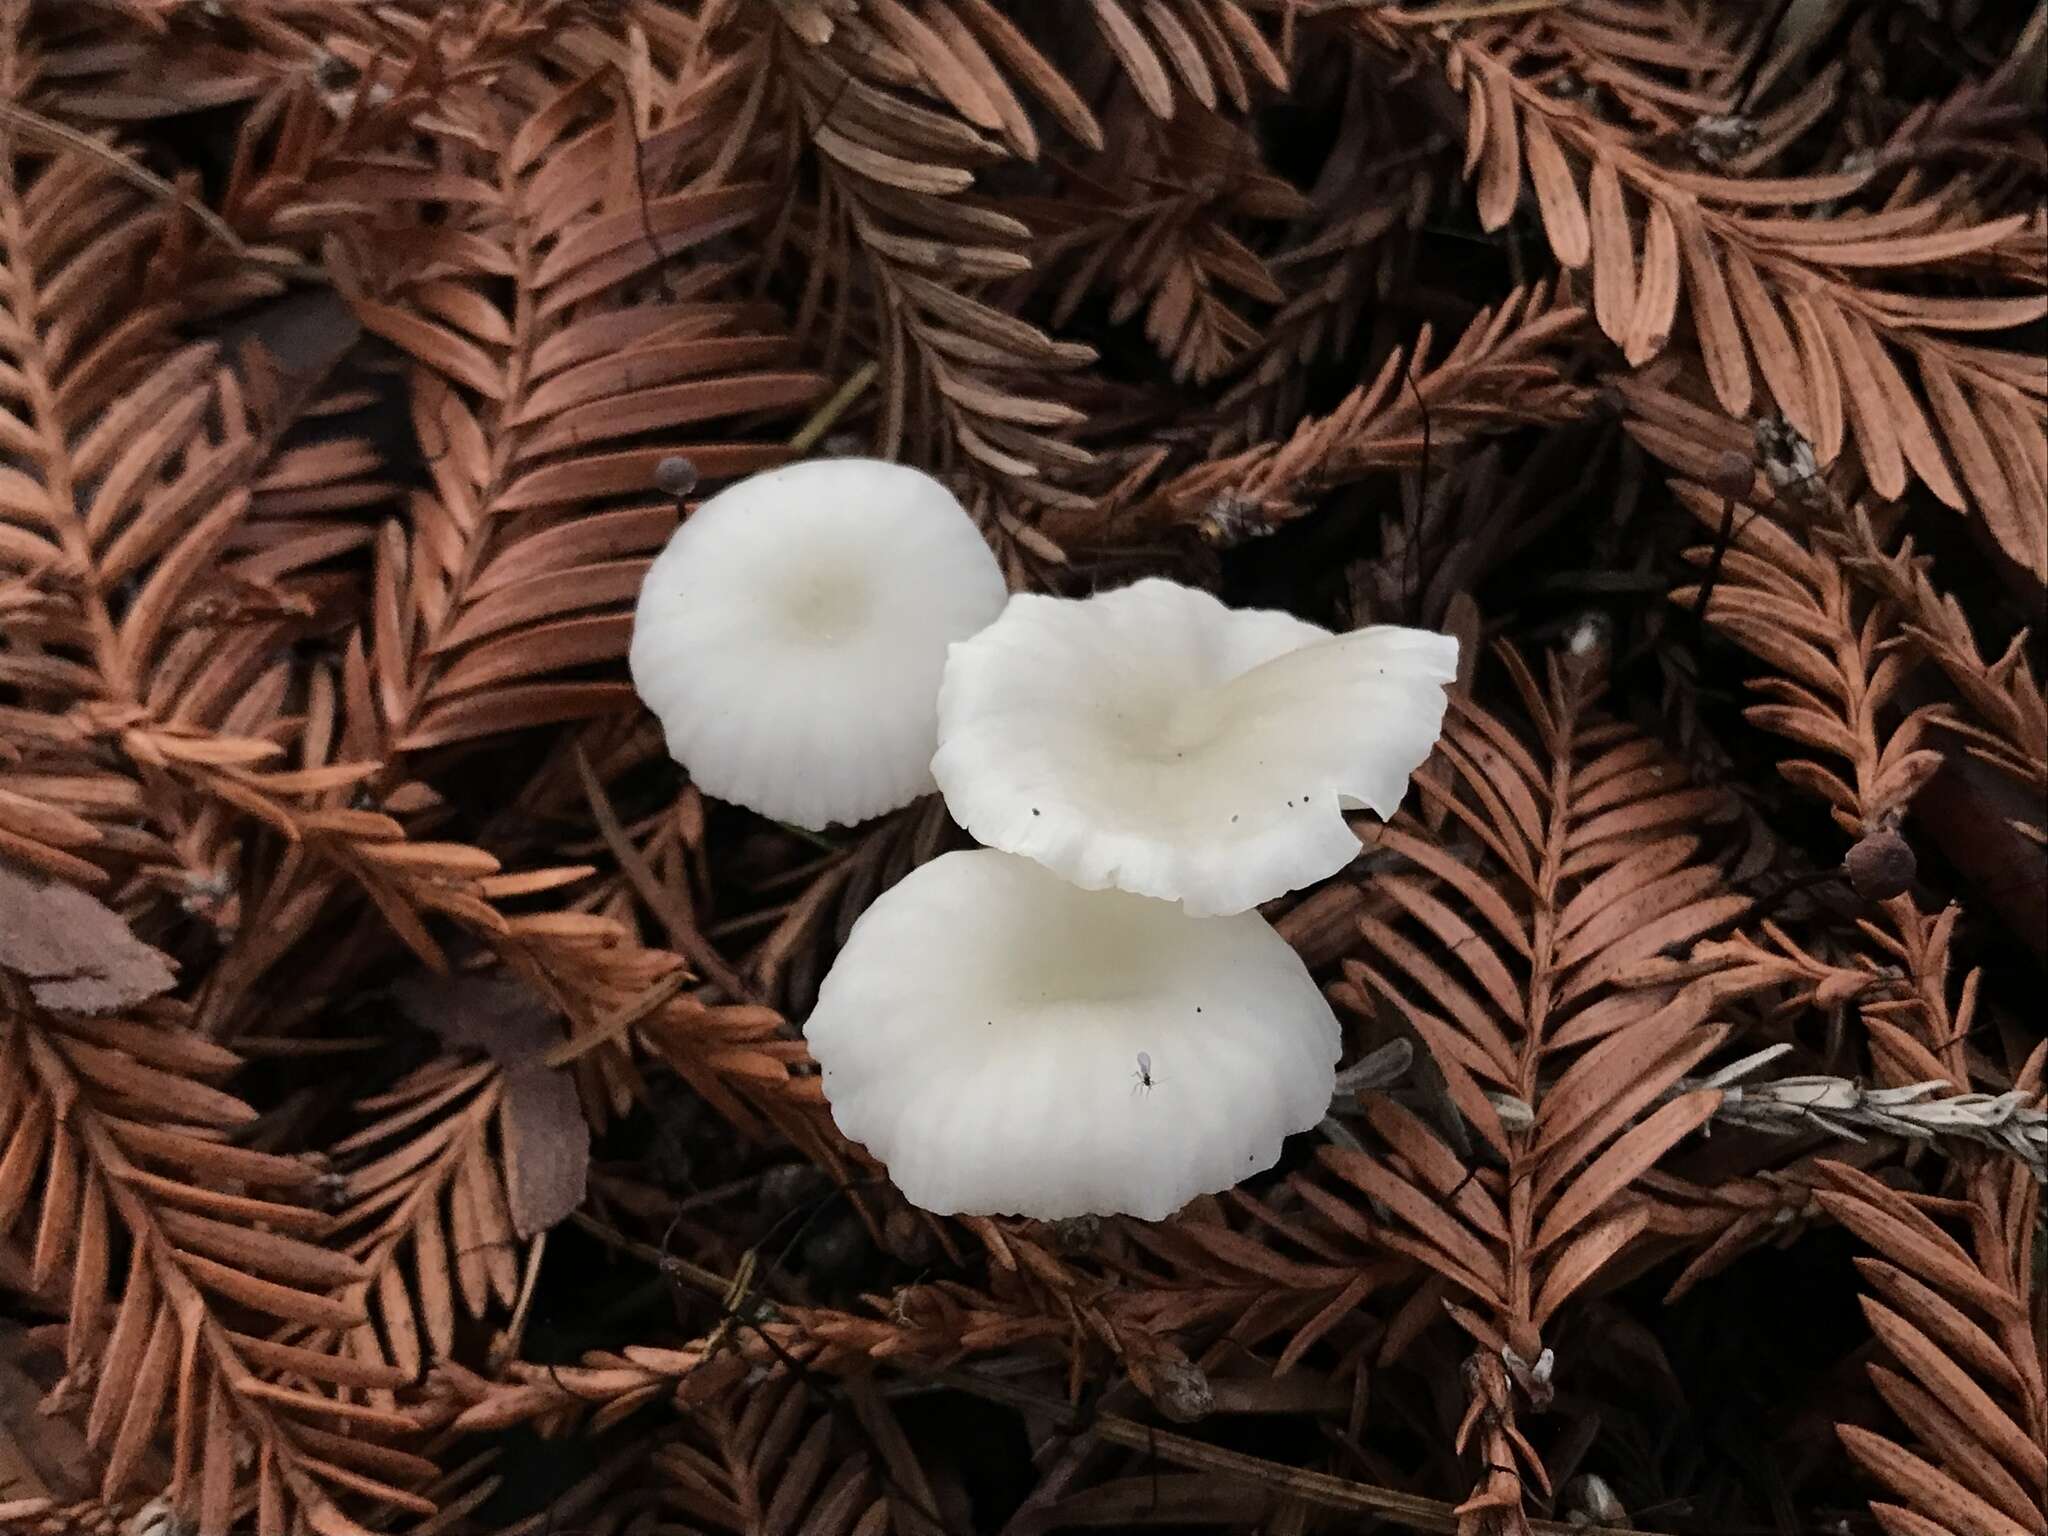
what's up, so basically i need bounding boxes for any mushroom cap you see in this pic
[932,578,1459,915]
[630,458,1008,830]
[806,849,1340,1221]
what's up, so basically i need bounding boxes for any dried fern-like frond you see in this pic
[1302,639,1759,1531]
[1015,109,1307,386]
[1348,2,2048,578]
[1664,473,1948,839]
[306,1029,537,1386]
[759,5,1103,507]
[1818,1144,2048,1536]
[1823,503,2048,815]
[644,1377,936,1535]
[448,1335,964,1530]
[32,2,395,126]
[332,61,825,758]
[1075,0,1289,120]
[1082,280,1593,546]
[0,62,391,903]
[443,1336,743,1438]
[1650,469,2033,1083]
[0,977,428,1534]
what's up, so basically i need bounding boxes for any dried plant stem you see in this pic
[542,967,690,1069]
[788,360,880,453]
[573,745,758,1002]
[1683,1046,2048,1180]
[500,1232,547,1363]
[0,101,285,271]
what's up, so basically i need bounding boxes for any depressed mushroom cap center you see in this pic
[779,563,873,643]
[1095,672,1236,764]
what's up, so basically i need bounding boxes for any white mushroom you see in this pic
[806,849,1340,1221]
[630,459,1008,831]
[932,577,1459,915]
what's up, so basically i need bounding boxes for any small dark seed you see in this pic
[1709,448,1755,499]
[1846,828,1916,901]
[654,455,699,497]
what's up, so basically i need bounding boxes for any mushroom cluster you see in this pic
[630,459,1458,1221]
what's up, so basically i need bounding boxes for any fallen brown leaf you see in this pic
[0,865,176,1013]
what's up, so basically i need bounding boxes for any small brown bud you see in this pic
[1708,449,1753,500]
[1845,829,1915,901]
[1146,1356,1214,1423]
[654,455,699,498]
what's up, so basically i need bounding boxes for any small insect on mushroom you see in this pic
[1132,1051,1156,1096]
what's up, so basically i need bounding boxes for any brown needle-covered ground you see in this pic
[0,3,2043,1534]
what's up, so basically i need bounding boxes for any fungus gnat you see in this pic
[1132,1051,1156,1095]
